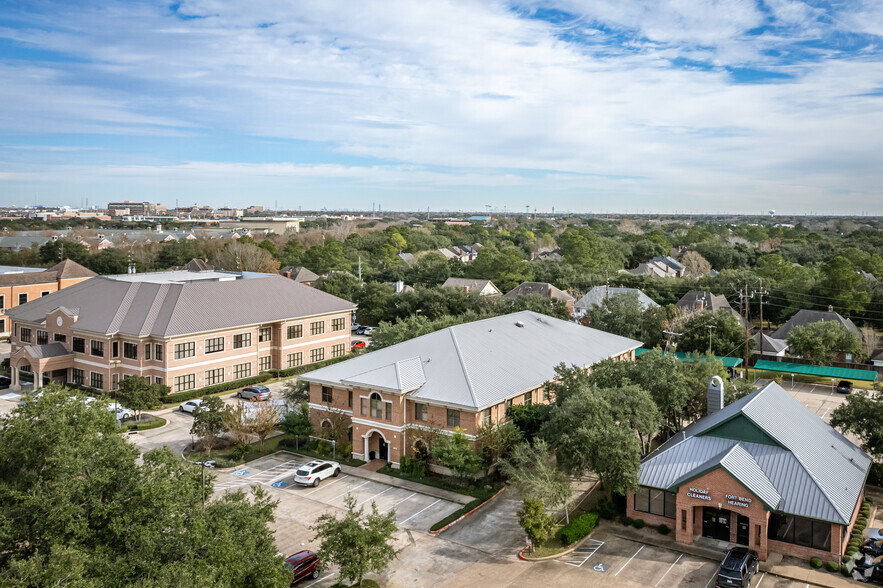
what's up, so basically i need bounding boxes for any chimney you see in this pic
[707,376,725,415]
[156,224,162,232]
[696,296,704,312]
[828,305,833,312]
[395,280,404,293]
[283,271,291,278]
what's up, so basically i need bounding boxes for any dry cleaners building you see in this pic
[627,381,870,562]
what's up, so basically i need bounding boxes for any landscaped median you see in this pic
[120,415,166,433]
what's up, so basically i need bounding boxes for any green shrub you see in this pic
[400,456,426,478]
[560,512,599,545]
[231,443,251,461]
[657,524,671,535]
[622,516,633,526]
[596,497,618,520]
[825,561,839,573]
[809,557,822,569]
[164,372,272,403]
[842,562,853,576]
[632,518,645,529]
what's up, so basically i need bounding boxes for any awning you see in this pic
[635,348,744,368]
[753,359,877,382]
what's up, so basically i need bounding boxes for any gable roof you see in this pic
[574,286,659,310]
[301,310,640,410]
[504,282,574,302]
[46,259,97,279]
[280,266,320,283]
[441,278,502,295]
[640,382,870,525]
[752,332,788,354]
[0,259,95,287]
[7,275,355,337]
[771,309,860,340]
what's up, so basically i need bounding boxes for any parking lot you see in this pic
[775,379,849,424]
[553,530,820,588]
[213,453,463,534]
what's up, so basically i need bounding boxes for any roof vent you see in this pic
[515,321,525,328]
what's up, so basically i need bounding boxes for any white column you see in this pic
[10,363,19,391]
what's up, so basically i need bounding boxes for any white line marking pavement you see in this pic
[357,487,392,507]
[305,573,336,587]
[305,475,348,495]
[399,499,442,524]
[385,492,417,513]
[615,545,643,576]
[575,540,604,567]
[755,572,765,587]
[821,407,830,419]
[328,480,370,502]
[704,573,716,588]
[655,554,683,586]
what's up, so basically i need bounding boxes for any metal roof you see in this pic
[640,382,870,524]
[7,275,355,337]
[301,311,641,410]
[574,286,659,311]
[635,348,743,367]
[754,360,877,382]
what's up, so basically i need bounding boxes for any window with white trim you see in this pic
[174,373,196,392]
[414,402,427,422]
[71,368,84,385]
[446,408,460,428]
[233,333,251,349]
[90,372,104,389]
[123,342,138,360]
[174,341,195,359]
[205,368,224,386]
[331,317,345,331]
[331,343,346,358]
[205,336,224,354]
[310,321,324,336]
[286,352,303,368]
[259,327,272,342]
[233,362,251,379]
[36,330,48,345]
[287,324,303,339]
[259,355,272,372]
[370,392,383,419]
[19,327,31,343]
[309,348,324,363]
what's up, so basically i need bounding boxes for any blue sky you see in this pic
[1,0,883,214]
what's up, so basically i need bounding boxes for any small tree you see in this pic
[249,402,284,452]
[432,427,483,483]
[499,440,573,524]
[311,493,400,586]
[861,326,880,360]
[116,376,167,422]
[190,396,230,457]
[831,387,883,461]
[280,402,313,450]
[518,496,556,550]
[224,402,253,446]
[475,421,522,469]
[281,379,310,408]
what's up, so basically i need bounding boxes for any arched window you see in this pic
[321,419,332,430]
[369,392,383,419]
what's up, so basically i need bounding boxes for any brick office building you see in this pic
[0,260,96,337]
[627,382,870,563]
[6,270,354,392]
[300,311,641,465]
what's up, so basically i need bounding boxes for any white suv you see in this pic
[294,460,341,487]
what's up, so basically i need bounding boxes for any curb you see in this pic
[519,530,599,562]
[428,487,507,535]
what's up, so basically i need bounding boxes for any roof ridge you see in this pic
[448,327,478,409]
[107,282,140,333]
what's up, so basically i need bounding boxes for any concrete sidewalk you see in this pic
[608,523,856,588]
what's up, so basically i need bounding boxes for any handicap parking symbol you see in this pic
[232,469,250,476]
[592,563,610,574]
[270,481,289,488]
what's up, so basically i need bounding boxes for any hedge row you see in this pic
[843,500,873,561]
[561,512,599,545]
[429,485,500,532]
[163,372,274,403]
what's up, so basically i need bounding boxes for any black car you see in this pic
[862,539,883,558]
[837,380,854,394]
[854,553,883,583]
[0,376,10,390]
[715,547,759,588]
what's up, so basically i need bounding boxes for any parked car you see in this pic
[862,539,883,558]
[355,325,367,335]
[0,376,11,389]
[836,380,854,394]
[351,322,361,332]
[284,550,321,584]
[179,399,204,414]
[866,528,883,541]
[853,553,883,583]
[715,547,759,588]
[294,460,341,487]
[351,340,366,349]
[108,404,133,420]
[362,326,376,335]
[238,385,271,401]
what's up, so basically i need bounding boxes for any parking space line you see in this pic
[328,480,370,502]
[356,487,392,507]
[654,554,682,586]
[615,545,643,576]
[756,572,765,586]
[305,573,336,587]
[704,572,716,588]
[399,499,441,524]
[385,492,417,513]
[304,475,349,495]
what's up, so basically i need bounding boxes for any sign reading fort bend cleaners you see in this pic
[687,487,711,501]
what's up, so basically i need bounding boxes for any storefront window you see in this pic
[634,486,676,519]
[768,513,830,551]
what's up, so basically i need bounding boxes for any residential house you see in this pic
[300,311,641,465]
[624,255,686,278]
[6,271,355,392]
[0,260,96,337]
[751,332,789,359]
[676,291,744,325]
[771,308,860,341]
[574,286,659,318]
[280,266,320,285]
[441,278,502,296]
[504,281,575,316]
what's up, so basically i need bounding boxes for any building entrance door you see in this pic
[736,515,750,546]
[702,507,731,541]
[379,438,388,460]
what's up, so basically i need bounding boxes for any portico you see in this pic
[9,343,74,391]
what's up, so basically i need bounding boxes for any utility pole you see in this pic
[758,279,764,356]
[707,324,717,355]
[662,330,682,353]
[743,283,751,370]
[605,270,609,300]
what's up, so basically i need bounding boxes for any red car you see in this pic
[284,550,320,584]
[351,340,366,349]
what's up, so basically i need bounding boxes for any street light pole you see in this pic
[706,325,717,355]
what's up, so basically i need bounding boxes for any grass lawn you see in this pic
[121,415,166,432]
[185,434,289,467]
[523,525,567,558]
[751,369,878,389]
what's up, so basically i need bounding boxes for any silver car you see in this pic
[238,385,271,401]
[294,460,341,487]
[179,399,203,414]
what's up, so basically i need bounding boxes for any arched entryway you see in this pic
[363,429,389,462]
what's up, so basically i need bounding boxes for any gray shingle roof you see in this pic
[7,275,355,337]
[639,382,870,524]
[771,309,860,340]
[752,332,789,354]
[574,286,660,311]
[504,282,574,302]
[442,278,501,295]
[301,311,641,410]
[22,342,70,360]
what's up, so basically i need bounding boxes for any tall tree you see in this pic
[190,396,231,456]
[280,402,313,451]
[0,385,288,587]
[678,310,749,358]
[499,440,574,524]
[311,493,399,587]
[633,348,691,434]
[831,388,883,461]
[817,255,870,314]
[584,292,646,341]
[680,250,712,277]
[212,240,281,273]
[116,376,168,422]
[787,321,864,365]
[432,428,483,483]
